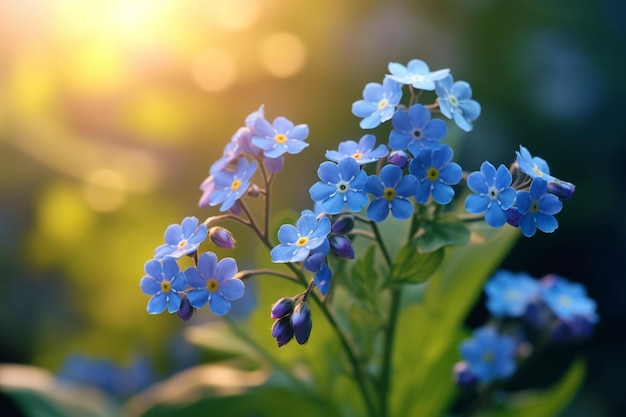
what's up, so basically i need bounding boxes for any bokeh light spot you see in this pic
[212,0,260,31]
[191,48,237,92]
[82,169,127,212]
[259,32,307,78]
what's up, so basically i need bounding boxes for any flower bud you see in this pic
[271,316,294,347]
[388,150,409,168]
[177,295,195,321]
[208,226,236,249]
[550,316,595,342]
[547,180,575,201]
[270,297,294,319]
[247,184,261,198]
[452,361,478,390]
[505,206,521,228]
[291,303,312,345]
[331,214,355,235]
[265,156,284,173]
[329,235,355,259]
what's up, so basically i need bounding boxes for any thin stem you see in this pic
[369,220,392,266]
[235,268,299,283]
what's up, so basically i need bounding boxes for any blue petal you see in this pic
[147,293,167,314]
[338,157,360,180]
[264,144,287,158]
[167,293,182,313]
[144,259,163,280]
[171,271,187,292]
[322,193,346,214]
[498,188,517,209]
[163,224,182,245]
[535,213,558,233]
[198,252,218,278]
[367,199,390,222]
[219,278,245,300]
[251,136,275,151]
[460,100,481,121]
[422,118,447,141]
[452,81,472,100]
[188,224,208,244]
[360,114,382,129]
[391,108,412,132]
[209,294,231,316]
[414,181,432,204]
[453,111,473,132]
[408,157,426,179]
[358,134,376,150]
[485,204,507,228]
[140,276,161,295]
[277,224,299,244]
[345,191,369,212]
[310,216,331,239]
[467,171,489,194]
[380,164,402,187]
[187,289,209,308]
[408,104,430,128]
[439,163,462,185]
[296,212,317,235]
[479,162,497,185]
[314,263,332,295]
[529,177,548,199]
[285,140,309,155]
[352,100,377,118]
[364,175,384,196]
[539,194,563,215]
[465,194,490,214]
[289,124,309,140]
[184,266,205,289]
[390,198,413,219]
[350,170,368,189]
[395,174,419,197]
[162,257,180,280]
[516,191,531,213]
[270,244,297,263]
[519,214,537,237]
[432,145,453,169]
[310,182,336,202]
[318,161,340,184]
[362,82,383,102]
[216,257,238,281]
[388,130,411,151]
[432,183,455,205]
[494,164,512,189]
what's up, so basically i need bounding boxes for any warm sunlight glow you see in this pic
[211,0,261,31]
[83,169,127,212]
[259,32,307,78]
[191,48,237,92]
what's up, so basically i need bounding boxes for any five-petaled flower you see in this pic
[352,77,402,129]
[460,326,517,384]
[154,216,208,260]
[516,177,563,237]
[185,252,245,316]
[386,59,450,90]
[140,257,187,314]
[208,157,257,212]
[410,145,462,205]
[389,103,447,155]
[465,161,517,227]
[484,270,541,317]
[252,116,310,158]
[540,275,598,322]
[365,164,418,222]
[309,157,369,215]
[271,210,331,263]
[435,74,481,132]
[325,134,389,165]
[515,145,558,182]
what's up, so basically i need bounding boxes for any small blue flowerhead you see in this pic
[540,275,598,323]
[460,326,517,384]
[291,302,313,345]
[270,210,331,263]
[303,242,333,295]
[252,116,309,158]
[410,145,462,205]
[309,157,369,215]
[364,164,418,222]
[185,252,245,316]
[386,59,450,90]
[325,134,389,165]
[389,103,447,155]
[154,217,208,260]
[484,270,541,317]
[140,257,187,314]
[352,77,402,129]
[465,161,517,228]
[435,75,481,132]
[515,145,557,182]
[516,177,563,237]
[209,157,257,212]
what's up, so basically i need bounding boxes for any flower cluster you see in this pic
[454,270,598,388]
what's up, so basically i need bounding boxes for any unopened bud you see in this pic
[547,180,575,201]
[329,235,355,259]
[247,184,261,198]
[331,214,355,235]
[291,303,312,345]
[271,316,294,347]
[177,295,195,321]
[208,226,236,249]
[270,297,294,319]
[452,361,477,389]
[506,206,521,228]
[388,150,409,168]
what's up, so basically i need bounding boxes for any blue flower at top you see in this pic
[140,257,187,314]
[271,210,331,263]
[185,252,244,316]
[325,134,388,165]
[209,157,257,212]
[516,177,563,237]
[465,161,517,228]
[435,74,481,132]
[352,77,402,129]
[484,270,541,317]
[309,157,368,215]
[389,103,447,155]
[364,164,418,222]
[409,145,462,205]
[540,275,598,322]
[154,217,208,260]
[252,116,310,158]
[460,326,517,384]
[515,145,558,182]
[386,59,450,90]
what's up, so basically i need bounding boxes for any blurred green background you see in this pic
[0,0,624,415]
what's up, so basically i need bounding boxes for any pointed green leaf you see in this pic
[417,216,470,253]
[389,240,444,285]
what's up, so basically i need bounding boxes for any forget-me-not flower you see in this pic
[140,257,187,314]
[271,210,331,263]
[309,157,368,214]
[540,275,598,322]
[364,164,418,222]
[252,116,309,158]
[485,270,541,317]
[185,252,244,316]
[352,77,402,129]
[386,59,450,90]
[435,74,481,132]
[515,145,558,182]
[389,103,447,155]
[154,216,208,260]
[209,157,257,212]
[410,145,462,205]
[465,161,517,227]
[516,177,563,237]
[325,134,388,165]
[460,326,517,384]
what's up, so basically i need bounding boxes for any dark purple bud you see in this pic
[452,361,478,390]
[271,317,294,347]
[547,180,575,200]
[208,226,236,249]
[291,303,312,345]
[551,316,595,342]
[329,235,355,259]
[265,156,284,173]
[270,297,294,319]
[304,251,326,272]
[506,206,521,228]
[177,295,195,321]
[331,214,355,235]
[247,184,261,198]
[388,150,409,168]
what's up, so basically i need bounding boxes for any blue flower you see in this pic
[389,103,447,155]
[209,157,257,212]
[251,116,309,158]
[154,217,208,260]
[271,210,331,263]
[465,161,517,227]
[140,257,187,314]
[325,134,388,165]
[185,252,244,316]
[352,77,402,129]
[365,164,418,222]
[484,270,541,317]
[435,75,481,132]
[409,145,462,204]
[515,145,558,182]
[386,59,450,90]
[460,326,517,384]
[516,177,563,237]
[540,275,598,322]
[303,241,333,295]
[309,157,368,214]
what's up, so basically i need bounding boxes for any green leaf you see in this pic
[388,240,444,286]
[417,216,470,253]
[343,245,383,309]
[0,364,119,417]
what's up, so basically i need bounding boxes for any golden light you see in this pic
[259,32,307,78]
[211,0,261,31]
[82,169,127,212]
[191,48,237,93]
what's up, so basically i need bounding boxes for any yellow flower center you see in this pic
[274,133,288,144]
[377,98,389,110]
[482,351,494,363]
[533,167,544,177]
[177,239,188,250]
[383,187,396,201]
[296,236,309,247]
[352,152,363,160]
[161,280,172,293]
[448,95,459,107]
[231,179,242,191]
[530,200,540,214]
[427,167,440,181]
[558,295,571,307]
[207,278,219,292]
